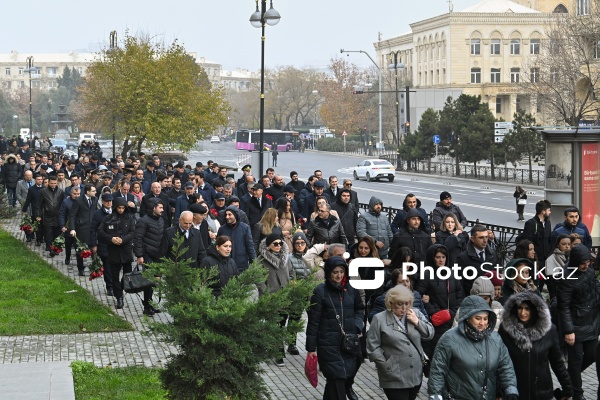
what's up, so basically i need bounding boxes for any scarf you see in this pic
[513,279,537,293]
[464,319,493,342]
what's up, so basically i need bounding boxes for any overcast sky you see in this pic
[3,0,474,71]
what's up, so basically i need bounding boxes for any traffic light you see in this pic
[404,121,410,133]
[352,90,364,94]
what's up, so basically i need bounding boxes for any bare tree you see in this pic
[524,6,600,125]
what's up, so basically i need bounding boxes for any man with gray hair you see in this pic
[160,210,207,269]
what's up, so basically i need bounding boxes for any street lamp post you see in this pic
[12,115,18,137]
[25,56,36,141]
[340,49,383,150]
[250,0,281,176]
[312,89,318,148]
[109,31,118,158]
[388,52,405,147]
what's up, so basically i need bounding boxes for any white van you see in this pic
[78,133,96,144]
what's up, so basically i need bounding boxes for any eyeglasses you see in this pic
[271,241,283,247]
[295,241,306,245]
[344,183,352,186]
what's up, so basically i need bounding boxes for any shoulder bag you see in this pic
[326,291,359,354]
[430,280,452,327]
[122,264,157,294]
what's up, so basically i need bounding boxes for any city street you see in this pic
[189,141,547,229]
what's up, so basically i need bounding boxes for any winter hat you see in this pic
[440,191,452,201]
[189,204,208,214]
[489,271,503,287]
[292,231,308,248]
[266,232,283,246]
[101,193,114,202]
[406,208,421,219]
[470,276,494,297]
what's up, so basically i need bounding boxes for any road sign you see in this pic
[494,136,505,143]
[495,122,513,129]
[342,131,347,136]
[494,128,509,135]
[433,135,441,144]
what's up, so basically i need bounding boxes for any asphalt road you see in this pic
[188,141,549,229]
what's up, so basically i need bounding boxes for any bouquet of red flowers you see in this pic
[293,217,306,232]
[88,255,104,281]
[20,215,39,234]
[265,194,273,201]
[50,235,65,254]
[75,238,93,259]
[210,208,219,218]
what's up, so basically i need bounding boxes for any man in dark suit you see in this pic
[112,180,137,213]
[341,178,359,208]
[160,210,207,268]
[21,173,45,245]
[247,183,273,227]
[141,181,172,227]
[324,175,340,202]
[69,184,98,276]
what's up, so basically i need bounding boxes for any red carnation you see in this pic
[266,194,273,201]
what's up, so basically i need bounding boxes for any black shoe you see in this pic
[346,388,359,400]
[274,358,284,367]
[78,270,85,276]
[116,297,124,309]
[106,288,114,297]
[26,237,32,243]
[287,344,300,355]
[64,257,70,265]
[143,305,155,317]
[150,306,162,314]
[49,251,57,257]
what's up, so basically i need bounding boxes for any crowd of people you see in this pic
[1,146,600,400]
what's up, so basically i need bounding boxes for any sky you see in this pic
[2,0,475,71]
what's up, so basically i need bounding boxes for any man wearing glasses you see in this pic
[342,178,359,208]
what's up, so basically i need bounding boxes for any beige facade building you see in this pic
[374,0,579,124]
[0,51,93,93]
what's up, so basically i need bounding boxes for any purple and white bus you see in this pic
[235,129,298,151]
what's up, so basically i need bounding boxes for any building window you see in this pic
[510,39,521,55]
[550,68,559,83]
[490,39,501,55]
[32,80,41,89]
[511,68,520,83]
[530,68,539,83]
[19,81,25,88]
[491,68,501,83]
[3,81,11,89]
[594,41,600,59]
[530,39,540,54]
[47,81,58,89]
[496,97,502,113]
[47,67,57,77]
[18,68,24,75]
[577,0,590,15]
[77,67,83,75]
[5,68,10,76]
[470,68,481,83]
[471,39,481,55]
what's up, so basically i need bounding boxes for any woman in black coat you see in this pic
[514,185,527,221]
[306,256,364,400]
[434,213,468,267]
[98,197,141,312]
[415,244,464,369]
[499,291,572,400]
[2,154,22,206]
[198,235,239,298]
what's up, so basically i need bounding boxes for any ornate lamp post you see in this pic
[250,0,281,176]
[108,30,118,158]
[24,56,36,141]
[388,51,405,147]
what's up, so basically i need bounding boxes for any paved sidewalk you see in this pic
[1,217,597,399]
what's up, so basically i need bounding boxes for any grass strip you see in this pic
[0,229,131,335]
[72,361,166,400]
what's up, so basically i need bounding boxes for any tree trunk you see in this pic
[528,152,533,183]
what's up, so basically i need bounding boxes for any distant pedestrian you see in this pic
[513,186,527,221]
[272,146,279,167]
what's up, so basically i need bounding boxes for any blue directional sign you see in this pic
[433,135,441,144]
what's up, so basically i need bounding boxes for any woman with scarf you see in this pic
[545,233,571,301]
[306,256,364,400]
[502,258,541,299]
[499,291,572,400]
[199,235,239,298]
[257,232,295,367]
[428,295,519,400]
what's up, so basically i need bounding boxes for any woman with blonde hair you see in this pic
[367,285,434,400]
[252,208,282,251]
[434,213,468,266]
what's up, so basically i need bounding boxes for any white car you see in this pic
[353,159,396,182]
[210,135,221,143]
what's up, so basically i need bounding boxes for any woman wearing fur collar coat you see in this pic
[499,291,572,400]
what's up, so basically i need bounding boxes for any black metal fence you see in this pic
[380,156,545,186]
[356,203,598,267]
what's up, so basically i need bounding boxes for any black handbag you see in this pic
[327,292,360,354]
[122,264,157,294]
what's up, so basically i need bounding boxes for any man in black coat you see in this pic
[556,244,600,400]
[140,181,172,227]
[287,171,305,194]
[302,180,331,218]
[90,193,114,295]
[391,193,431,234]
[389,208,432,264]
[22,173,45,245]
[324,175,340,202]
[112,180,137,214]
[69,184,99,276]
[36,175,64,255]
[246,183,273,227]
[160,210,207,268]
[265,174,285,202]
[331,189,358,243]
[341,178,359,208]
[455,224,499,296]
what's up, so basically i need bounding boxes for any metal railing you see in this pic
[356,203,598,266]
[380,156,546,186]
